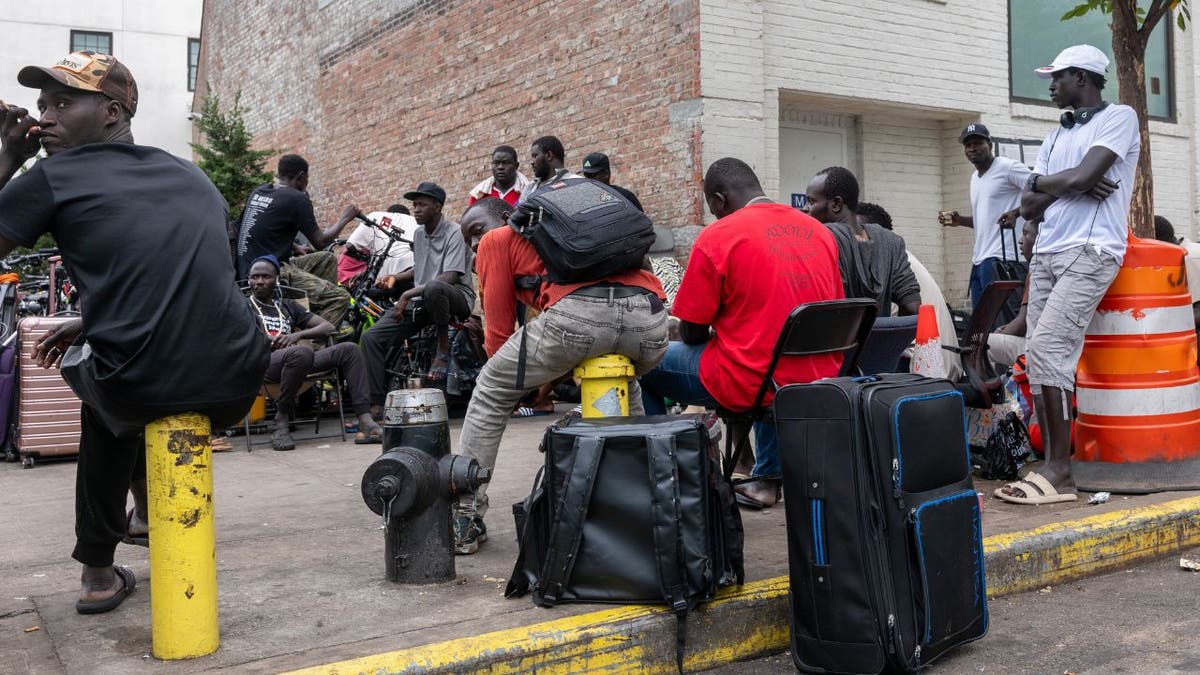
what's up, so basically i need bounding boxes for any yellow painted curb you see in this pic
[983,494,1200,596]
[287,496,1200,675]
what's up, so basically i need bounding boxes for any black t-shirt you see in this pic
[0,143,269,413]
[248,297,313,339]
[235,183,320,278]
[612,184,644,212]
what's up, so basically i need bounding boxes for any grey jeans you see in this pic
[456,292,669,516]
[1025,245,1120,393]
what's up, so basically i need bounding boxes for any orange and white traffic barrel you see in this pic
[1073,232,1200,493]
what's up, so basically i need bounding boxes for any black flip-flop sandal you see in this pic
[75,565,136,615]
[121,509,148,548]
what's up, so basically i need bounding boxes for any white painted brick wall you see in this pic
[699,0,1199,303]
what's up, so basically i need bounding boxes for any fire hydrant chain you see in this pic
[380,494,397,531]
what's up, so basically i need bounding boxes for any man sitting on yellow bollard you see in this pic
[0,52,269,613]
[455,191,668,554]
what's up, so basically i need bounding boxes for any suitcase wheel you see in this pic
[21,456,33,469]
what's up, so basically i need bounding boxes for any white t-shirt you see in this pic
[346,211,419,279]
[1033,103,1140,263]
[969,157,1030,264]
[1181,239,1200,305]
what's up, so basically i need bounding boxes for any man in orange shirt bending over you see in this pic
[453,198,669,554]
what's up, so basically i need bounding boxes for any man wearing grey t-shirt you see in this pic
[361,181,475,418]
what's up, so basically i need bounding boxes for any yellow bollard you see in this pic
[574,354,635,418]
[145,413,219,659]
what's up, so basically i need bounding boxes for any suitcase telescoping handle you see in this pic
[1000,220,1019,263]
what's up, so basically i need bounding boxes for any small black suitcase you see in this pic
[776,374,987,674]
[507,414,744,670]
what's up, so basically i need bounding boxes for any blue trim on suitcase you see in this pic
[912,490,987,647]
[890,390,968,493]
[816,497,825,564]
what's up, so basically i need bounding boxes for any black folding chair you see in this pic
[720,298,878,482]
[857,314,919,376]
[944,280,1021,409]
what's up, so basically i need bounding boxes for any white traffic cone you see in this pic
[910,304,947,378]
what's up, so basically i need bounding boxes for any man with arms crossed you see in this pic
[997,44,1139,505]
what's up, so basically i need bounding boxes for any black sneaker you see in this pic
[453,511,487,555]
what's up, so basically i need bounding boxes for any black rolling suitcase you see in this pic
[507,414,744,670]
[775,374,986,674]
[988,225,1027,330]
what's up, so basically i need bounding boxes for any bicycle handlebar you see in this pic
[355,214,413,245]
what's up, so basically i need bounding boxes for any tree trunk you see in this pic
[1111,0,1154,238]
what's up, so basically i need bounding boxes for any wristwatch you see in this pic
[1025,173,1041,193]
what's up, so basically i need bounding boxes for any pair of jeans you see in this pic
[361,279,472,406]
[968,258,1002,309]
[640,341,781,478]
[264,342,372,416]
[457,291,668,517]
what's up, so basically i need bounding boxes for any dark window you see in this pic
[188,38,201,92]
[1008,0,1174,120]
[70,30,113,55]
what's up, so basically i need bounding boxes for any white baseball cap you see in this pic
[1035,44,1110,79]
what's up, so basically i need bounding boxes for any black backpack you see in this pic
[509,177,655,284]
[507,414,744,672]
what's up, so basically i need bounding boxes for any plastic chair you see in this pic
[944,280,1021,409]
[720,298,878,481]
[857,315,919,375]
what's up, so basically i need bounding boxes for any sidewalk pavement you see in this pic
[2,409,1199,674]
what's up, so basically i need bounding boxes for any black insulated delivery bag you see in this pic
[506,414,744,669]
[509,177,655,284]
[775,374,987,674]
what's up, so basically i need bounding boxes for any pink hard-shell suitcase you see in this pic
[15,316,81,467]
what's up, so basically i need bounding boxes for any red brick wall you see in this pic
[199,0,703,247]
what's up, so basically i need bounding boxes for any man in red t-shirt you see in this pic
[640,158,844,507]
[453,202,669,554]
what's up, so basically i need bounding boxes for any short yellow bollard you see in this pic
[145,413,219,659]
[574,354,635,418]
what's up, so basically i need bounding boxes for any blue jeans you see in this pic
[968,258,1001,309]
[640,341,780,477]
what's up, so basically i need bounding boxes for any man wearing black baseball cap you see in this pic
[939,122,1030,310]
[360,181,474,417]
[580,151,644,212]
[0,52,268,614]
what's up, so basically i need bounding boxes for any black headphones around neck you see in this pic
[1060,101,1109,129]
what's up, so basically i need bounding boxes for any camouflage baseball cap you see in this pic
[18,51,138,117]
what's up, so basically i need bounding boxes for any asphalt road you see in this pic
[704,549,1200,674]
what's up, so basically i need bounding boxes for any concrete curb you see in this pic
[286,495,1200,675]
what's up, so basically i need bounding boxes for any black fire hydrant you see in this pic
[361,388,490,583]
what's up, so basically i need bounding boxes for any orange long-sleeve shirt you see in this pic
[475,226,666,356]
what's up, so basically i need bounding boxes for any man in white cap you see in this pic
[997,45,1140,505]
